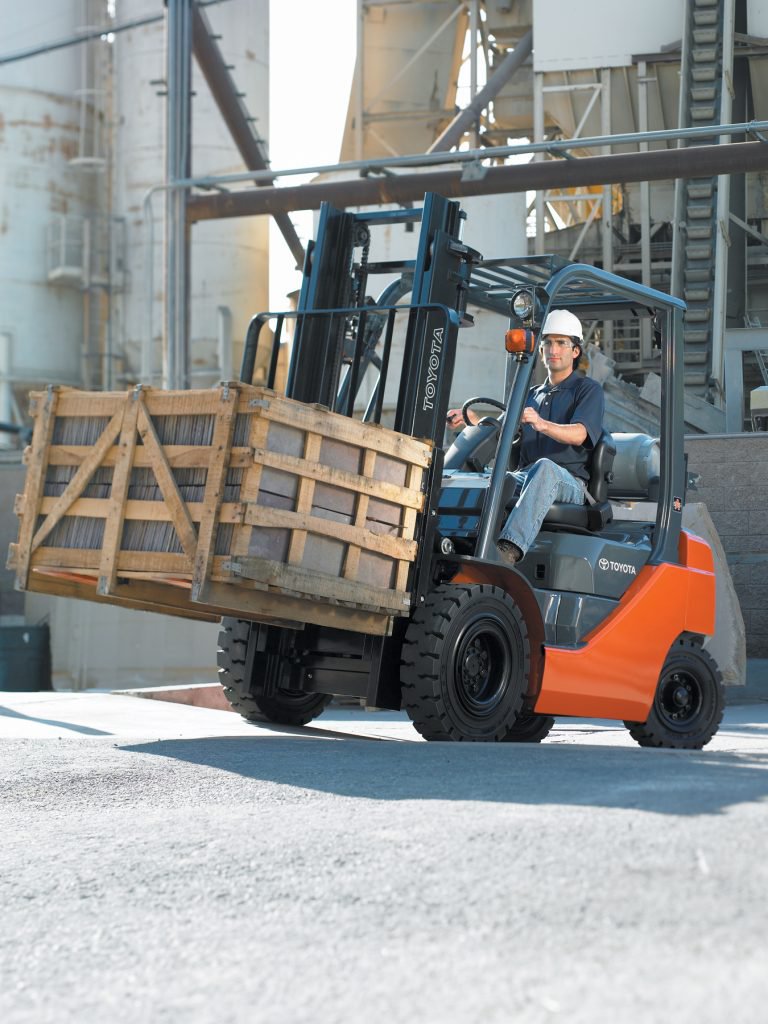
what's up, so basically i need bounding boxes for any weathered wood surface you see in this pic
[9,384,432,634]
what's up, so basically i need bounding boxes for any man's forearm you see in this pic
[537,420,587,446]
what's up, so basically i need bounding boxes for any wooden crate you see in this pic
[7,383,433,636]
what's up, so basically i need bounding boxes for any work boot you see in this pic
[498,539,523,565]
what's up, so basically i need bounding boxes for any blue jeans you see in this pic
[499,458,586,555]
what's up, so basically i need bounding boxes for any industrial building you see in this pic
[1,0,766,688]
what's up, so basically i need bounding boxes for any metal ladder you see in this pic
[671,0,732,396]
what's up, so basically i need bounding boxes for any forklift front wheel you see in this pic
[624,638,725,750]
[401,584,529,741]
[217,618,332,727]
[502,709,555,743]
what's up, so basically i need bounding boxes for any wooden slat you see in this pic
[25,570,220,623]
[43,445,253,469]
[27,547,232,576]
[343,449,377,582]
[394,462,424,593]
[191,384,238,602]
[230,413,269,559]
[135,403,199,559]
[29,409,123,553]
[224,555,410,614]
[258,390,434,467]
[250,445,425,510]
[14,387,60,590]
[97,391,142,595]
[286,432,321,566]
[37,496,244,524]
[244,505,417,561]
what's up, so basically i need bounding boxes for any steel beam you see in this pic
[190,2,305,267]
[186,141,768,222]
[428,29,533,153]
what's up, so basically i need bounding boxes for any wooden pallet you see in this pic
[7,384,433,636]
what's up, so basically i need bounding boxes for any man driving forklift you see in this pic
[446,308,604,565]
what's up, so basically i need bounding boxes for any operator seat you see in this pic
[541,429,616,532]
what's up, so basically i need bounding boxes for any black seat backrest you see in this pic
[587,429,617,502]
[540,429,616,532]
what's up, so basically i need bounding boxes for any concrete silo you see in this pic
[0,1,98,431]
[111,0,270,387]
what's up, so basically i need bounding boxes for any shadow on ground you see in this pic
[123,729,768,817]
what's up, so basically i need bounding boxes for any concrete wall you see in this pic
[685,434,768,657]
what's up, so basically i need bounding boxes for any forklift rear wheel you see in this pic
[401,584,529,741]
[217,618,331,727]
[502,709,555,743]
[624,639,724,749]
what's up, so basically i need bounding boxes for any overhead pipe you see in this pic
[190,2,305,268]
[186,140,768,222]
[428,29,533,153]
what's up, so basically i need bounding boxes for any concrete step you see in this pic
[686,243,715,260]
[691,105,717,121]
[684,268,712,283]
[686,203,714,219]
[683,349,710,364]
[693,28,718,45]
[684,328,710,344]
[688,182,715,200]
[685,307,712,323]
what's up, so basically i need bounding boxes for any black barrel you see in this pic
[0,624,53,691]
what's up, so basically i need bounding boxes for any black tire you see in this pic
[401,584,530,741]
[624,639,724,749]
[217,618,331,727]
[502,709,555,743]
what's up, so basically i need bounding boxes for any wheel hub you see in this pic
[657,669,701,726]
[672,684,691,709]
[453,619,514,715]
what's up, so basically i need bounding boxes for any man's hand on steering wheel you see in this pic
[446,397,506,432]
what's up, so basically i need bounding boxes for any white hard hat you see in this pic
[541,309,583,342]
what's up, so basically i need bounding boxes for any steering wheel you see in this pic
[461,396,507,429]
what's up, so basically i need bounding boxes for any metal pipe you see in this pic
[0,0,231,66]
[186,140,768,222]
[712,0,738,398]
[164,0,192,391]
[355,0,365,162]
[217,305,233,381]
[533,72,545,252]
[429,29,533,153]
[638,61,653,360]
[166,119,768,192]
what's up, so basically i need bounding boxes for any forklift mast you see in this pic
[285,193,480,444]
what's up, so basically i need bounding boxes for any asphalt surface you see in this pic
[2,691,768,1024]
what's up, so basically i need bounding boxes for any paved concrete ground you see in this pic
[1,691,767,1024]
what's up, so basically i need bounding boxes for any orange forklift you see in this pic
[219,193,724,748]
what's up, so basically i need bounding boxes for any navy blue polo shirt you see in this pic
[519,371,605,481]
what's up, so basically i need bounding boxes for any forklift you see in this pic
[218,193,724,748]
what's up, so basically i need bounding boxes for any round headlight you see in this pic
[512,290,534,320]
